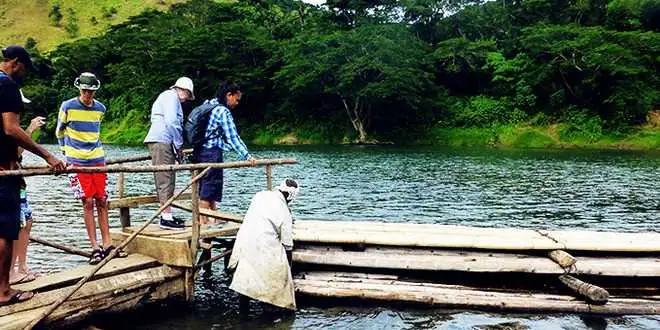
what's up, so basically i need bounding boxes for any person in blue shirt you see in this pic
[199,82,256,225]
[144,77,194,230]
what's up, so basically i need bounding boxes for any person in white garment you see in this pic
[228,178,300,311]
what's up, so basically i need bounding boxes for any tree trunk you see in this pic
[340,94,368,143]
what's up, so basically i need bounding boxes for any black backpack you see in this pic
[183,102,222,161]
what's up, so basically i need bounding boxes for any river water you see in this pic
[21,145,660,329]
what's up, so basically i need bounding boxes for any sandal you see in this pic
[89,249,103,265]
[104,245,128,259]
[0,289,35,307]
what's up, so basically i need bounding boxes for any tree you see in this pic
[276,24,433,142]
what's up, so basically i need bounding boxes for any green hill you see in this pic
[0,0,185,51]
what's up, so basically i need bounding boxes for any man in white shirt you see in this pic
[228,178,300,311]
[144,77,194,230]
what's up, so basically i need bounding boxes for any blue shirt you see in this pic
[203,98,251,160]
[144,89,184,149]
[55,97,106,166]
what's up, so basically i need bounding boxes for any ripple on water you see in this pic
[18,145,660,329]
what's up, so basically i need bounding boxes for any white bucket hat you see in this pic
[19,89,30,103]
[171,77,194,100]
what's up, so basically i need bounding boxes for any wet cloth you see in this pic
[68,164,107,200]
[198,147,223,202]
[55,97,106,166]
[228,190,295,310]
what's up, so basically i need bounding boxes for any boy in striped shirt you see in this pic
[55,72,126,264]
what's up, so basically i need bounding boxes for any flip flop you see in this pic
[8,272,31,285]
[0,290,35,307]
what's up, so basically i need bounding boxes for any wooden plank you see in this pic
[0,265,182,316]
[171,201,243,223]
[110,231,193,267]
[165,222,241,240]
[293,230,563,250]
[13,254,159,293]
[542,230,660,252]
[0,266,184,327]
[108,193,192,209]
[293,247,660,277]
[295,277,660,315]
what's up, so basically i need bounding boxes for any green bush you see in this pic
[559,108,603,143]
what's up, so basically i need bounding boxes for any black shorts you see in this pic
[0,176,22,241]
[198,147,223,202]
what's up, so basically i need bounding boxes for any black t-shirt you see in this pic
[0,72,24,165]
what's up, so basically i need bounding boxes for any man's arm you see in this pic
[219,110,252,161]
[3,112,65,169]
[163,93,183,150]
[55,104,67,152]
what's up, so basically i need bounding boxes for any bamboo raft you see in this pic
[291,220,660,315]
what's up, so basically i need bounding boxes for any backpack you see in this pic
[183,101,222,161]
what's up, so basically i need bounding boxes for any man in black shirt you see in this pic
[0,45,66,306]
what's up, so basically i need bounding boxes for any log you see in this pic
[0,158,297,178]
[294,277,659,315]
[119,207,131,228]
[540,230,660,253]
[171,201,243,223]
[194,249,232,271]
[29,236,91,258]
[548,250,577,268]
[293,246,660,277]
[559,274,610,304]
[108,193,192,209]
[187,170,201,301]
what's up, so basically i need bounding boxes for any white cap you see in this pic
[171,77,194,100]
[20,89,31,104]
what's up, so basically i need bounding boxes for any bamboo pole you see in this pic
[29,236,91,258]
[266,165,272,190]
[21,149,194,169]
[117,173,125,199]
[186,170,201,301]
[23,167,212,330]
[558,274,610,305]
[194,249,232,271]
[1,159,297,178]
[548,250,577,268]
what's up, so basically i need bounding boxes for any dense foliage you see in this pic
[19,0,660,144]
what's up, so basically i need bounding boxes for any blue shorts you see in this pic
[0,176,21,241]
[198,147,223,202]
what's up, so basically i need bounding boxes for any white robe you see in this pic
[228,190,296,309]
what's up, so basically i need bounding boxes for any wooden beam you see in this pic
[293,246,660,277]
[13,254,159,293]
[110,232,193,267]
[548,250,577,268]
[0,266,183,326]
[171,201,243,223]
[108,193,192,209]
[295,276,660,315]
[559,274,610,304]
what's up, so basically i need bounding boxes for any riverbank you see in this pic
[98,113,660,150]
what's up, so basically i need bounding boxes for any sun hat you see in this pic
[74,72,101,90]
[171,77,194,100]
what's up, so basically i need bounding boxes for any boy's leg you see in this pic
[96,198,111,248]
[16,219,32,272]
[82,198,99,250]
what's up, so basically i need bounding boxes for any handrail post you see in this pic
[117,172,130,228]
[266,165,272,190]
[186,169,201,301]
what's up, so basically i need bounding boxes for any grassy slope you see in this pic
[0,0,184,51]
